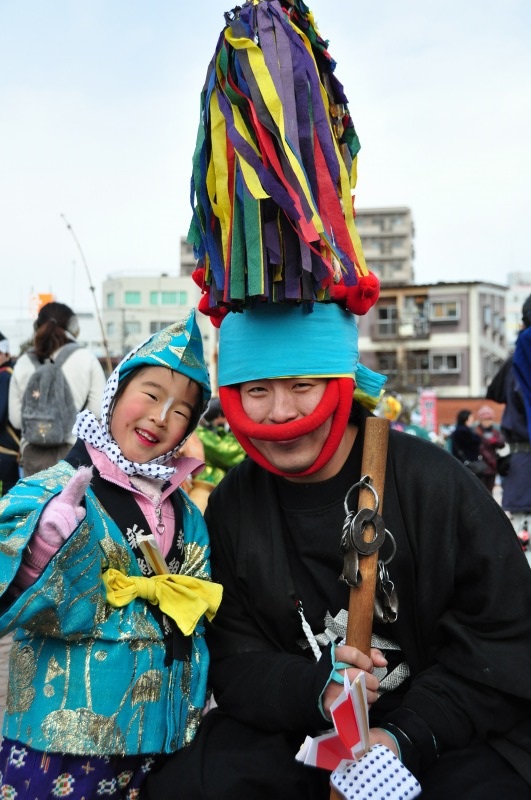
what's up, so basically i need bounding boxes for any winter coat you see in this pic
[0,443,213,756]
[205,408,531,782]
[487,349,531,514]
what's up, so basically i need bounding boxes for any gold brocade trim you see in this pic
[44,655,65,684]
[129,612,160,642]
[7,642,37,714]
[131,669,163,705]
[0,534,27,558]
[181,542,209,579]
[184,706,203,747]
[134,319,187,359]
[41,708,126,754]
[99,529,133,573]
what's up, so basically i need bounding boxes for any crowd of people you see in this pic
[448,405,506,495]
[2,1,531,798]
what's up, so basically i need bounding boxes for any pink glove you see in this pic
[38,466,93,546]
[14,466,94,593]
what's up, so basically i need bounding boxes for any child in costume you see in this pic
[0,310,222,799]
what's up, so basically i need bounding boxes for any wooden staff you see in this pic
[345,416,390,655]
[330,415,390,800]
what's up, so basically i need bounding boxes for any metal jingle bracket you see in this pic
[343,474,380,519]
[381,528,397,565]
[352,508,386,555]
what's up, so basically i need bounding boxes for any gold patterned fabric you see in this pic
[0,459,215,756]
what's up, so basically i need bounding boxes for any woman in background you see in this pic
[8,301,106,476]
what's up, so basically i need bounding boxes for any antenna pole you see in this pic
[61,214,113,374]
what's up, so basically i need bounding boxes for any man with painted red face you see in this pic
[145,302,531,800]
[145,0,531,795]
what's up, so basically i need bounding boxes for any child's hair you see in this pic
[109,365,203,444]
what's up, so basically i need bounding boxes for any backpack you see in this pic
[21,343,79,447]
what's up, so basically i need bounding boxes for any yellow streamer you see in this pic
[224,27,322,237]
[208,91,232,266]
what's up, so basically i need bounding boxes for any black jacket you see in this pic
[205,408,531,781]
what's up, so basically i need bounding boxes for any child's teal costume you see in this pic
[0,310,221,792]
[0,460,213,755]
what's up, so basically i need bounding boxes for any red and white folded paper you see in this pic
[296,672,370,771]
[296,672,421,799]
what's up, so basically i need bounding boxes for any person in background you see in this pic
[487,294,531,536]
[195,396,246,484]
[376,394,432,441]
[449,409,482,466]
[8,301,106,476]
[0,312,222,798]
[474,405,505,494]
[180,396,246,513]
[376,393,405,430]
[0,332,20,495]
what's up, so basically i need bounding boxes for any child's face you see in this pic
[110,366,200,464]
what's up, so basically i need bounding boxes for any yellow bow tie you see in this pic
[102,568,223,636]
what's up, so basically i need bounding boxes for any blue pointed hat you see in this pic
[118,310,211,411]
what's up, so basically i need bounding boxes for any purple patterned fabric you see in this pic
[0,737,161,799]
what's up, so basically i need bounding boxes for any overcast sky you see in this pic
[1,0,530,325]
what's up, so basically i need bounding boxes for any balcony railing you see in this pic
[371,316,430,341]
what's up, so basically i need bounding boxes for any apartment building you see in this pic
[182,208,415,288]
[357,281,508,404]
[101,272,219,387]
[355,207,415,285]
[505,271,531,346]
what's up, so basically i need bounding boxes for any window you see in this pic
[430,353,461,373]
[407,351,430,375]
[107,293,115,308]
[125,291,141,305]
[125,320,141,335]
[377,352,398,376]
[483,305,492,327]
[106,322,115,336]
[150,321,174,334]
[429,301,460,321]
[377,306,398,337]
[150,291,188,305]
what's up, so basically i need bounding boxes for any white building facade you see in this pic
[101,272,219,388]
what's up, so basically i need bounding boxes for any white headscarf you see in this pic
[73,314,210,480]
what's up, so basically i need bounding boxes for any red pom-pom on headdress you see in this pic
[330,272,380,315]
[192,266,205,289]
[193,267,229,328]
